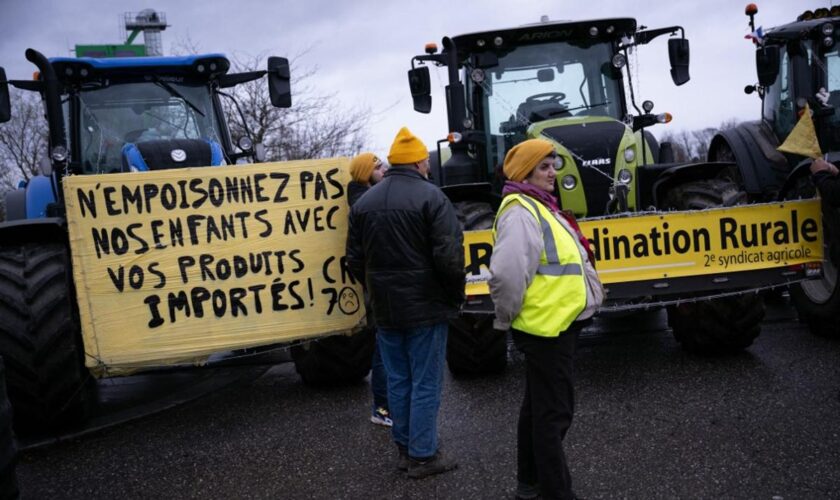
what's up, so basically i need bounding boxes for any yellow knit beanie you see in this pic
[349,152,379,183]
[503,139,556,182]
[387,127,428,165]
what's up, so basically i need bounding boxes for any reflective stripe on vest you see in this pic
[493,193,587,337]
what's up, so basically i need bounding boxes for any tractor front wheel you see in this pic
[0,242,93,433]
[662,179,765,354]
[445,201,507,376]
[290,328,375,386]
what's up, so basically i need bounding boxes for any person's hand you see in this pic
[810,158,839,176]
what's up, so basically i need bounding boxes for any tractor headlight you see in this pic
[50,145,68,162]
[561,175,577,190]
[824,36,836,48]
[821,23,835,36]
[623,147,636,163]
[618,168,633,184]
[554,156,565,170]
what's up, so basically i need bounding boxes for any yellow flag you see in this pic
[777,103,822,159]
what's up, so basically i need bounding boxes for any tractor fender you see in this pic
[707,121,789,198]
[0,218,67,247]
[15,174,58,219]
[441,182,499,208]
[651,162,733,209]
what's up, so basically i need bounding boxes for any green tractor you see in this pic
[407,17,771,374]
[708,4,840,338]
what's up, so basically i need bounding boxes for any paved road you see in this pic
[15,300,840,499]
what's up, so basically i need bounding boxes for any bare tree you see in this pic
[220,52,369,162]
[659,119,740,162]
[0,89,47,190]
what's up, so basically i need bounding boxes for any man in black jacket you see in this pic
[346,127,465,479]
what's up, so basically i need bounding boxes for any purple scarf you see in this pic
[502,181,560,213]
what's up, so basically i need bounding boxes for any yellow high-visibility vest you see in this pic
[493,194,587,337]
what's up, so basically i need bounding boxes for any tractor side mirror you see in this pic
[668,38,690,86]
[755,45,780,87]
[0,68,10,123]
[267,57,292,108]
[408,66,432,114]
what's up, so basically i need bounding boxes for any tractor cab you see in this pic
[0,50,291,219]
[408,17,690,217]
[749,6,840,152]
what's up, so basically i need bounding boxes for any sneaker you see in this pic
[407,449,458,479]
[370,407,393,427]
[396,444,409,472]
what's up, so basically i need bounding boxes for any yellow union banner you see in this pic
[64,158,364,374]
[464,199,823,295]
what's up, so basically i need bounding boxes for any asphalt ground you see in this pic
[14,299,840,499]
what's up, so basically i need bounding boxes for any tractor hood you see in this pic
[530,116,630,216]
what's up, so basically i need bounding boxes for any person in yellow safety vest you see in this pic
[489,138,603,500]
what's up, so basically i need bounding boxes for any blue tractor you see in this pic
[0,49,291,432]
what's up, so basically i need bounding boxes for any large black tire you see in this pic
[446,314,506,377]
[0,242,92,433]
[662,179,765,354]
[290,328,375,386]
[0,358,19,500]
[787,177,840,338]
[446,201,507,376]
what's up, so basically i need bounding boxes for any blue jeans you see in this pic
[370,337,389,411]
[377,322,448,459]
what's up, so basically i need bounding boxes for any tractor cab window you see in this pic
[469,40,623,168]
[76,80,222,174]
[820,43,840,150]
[763,44,796,140]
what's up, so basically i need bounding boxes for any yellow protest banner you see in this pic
[63,159,364,375]
[463,199,823,295]
[777,103,822,159]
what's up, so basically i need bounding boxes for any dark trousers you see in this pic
[512,325,580,500]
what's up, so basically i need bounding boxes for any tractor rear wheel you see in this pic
[290,328,375,386]
[662,179,765,354]
[446,201,507,376]
[0,242,93,433]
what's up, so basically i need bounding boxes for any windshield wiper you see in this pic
[563,101,610,114]
[153,78,205,117]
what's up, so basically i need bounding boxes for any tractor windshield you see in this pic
[74,80,222,174]
[468,39,623,167]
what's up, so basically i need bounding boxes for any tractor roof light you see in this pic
[493,36,504,46]
[657,112,673,124]
[425,43,439,54]
[815,8,830,19]
[832,6,840,17]
[589,26,599,37]
[612,53,627,69]
[606,25,615,34]
[799,10,815,22]
[476,39,486,47]
[238,136,254,152]
[745,3,758,16]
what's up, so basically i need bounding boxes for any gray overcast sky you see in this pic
[0,0,817,159]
